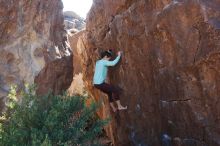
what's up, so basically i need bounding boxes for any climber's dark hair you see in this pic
[100,49,113,58]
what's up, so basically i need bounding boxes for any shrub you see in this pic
[0,85,108,146]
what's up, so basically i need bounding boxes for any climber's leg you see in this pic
[111,86,127,110]
[94,83,117,112]
[110,102,117,112]
[94,83,127,111]
[106,91,117,112]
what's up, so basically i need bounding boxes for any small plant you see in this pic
[0,85,108,146]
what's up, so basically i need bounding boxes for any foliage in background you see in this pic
[0,85,108,146]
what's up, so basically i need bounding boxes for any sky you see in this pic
[62,0,93,18]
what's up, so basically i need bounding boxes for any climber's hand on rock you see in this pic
[118,51,122,56]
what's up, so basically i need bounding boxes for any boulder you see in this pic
[64,11,85,31]
[75,0,220,145]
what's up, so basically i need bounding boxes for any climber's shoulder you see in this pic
[97,59,105,64]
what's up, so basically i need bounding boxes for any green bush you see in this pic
[0,85,108,146]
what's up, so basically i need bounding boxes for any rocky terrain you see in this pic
[71,0,220,145]
[1,0,220,146]
[64,12,86,96]
[0,0,72,111]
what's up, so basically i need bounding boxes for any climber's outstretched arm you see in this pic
[103,51,121,66]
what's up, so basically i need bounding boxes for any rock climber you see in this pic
[93,49,127,112]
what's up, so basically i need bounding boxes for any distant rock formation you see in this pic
[64,11,85,31]
[71,0,220,146]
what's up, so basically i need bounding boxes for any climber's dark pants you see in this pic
[94,83,122,102]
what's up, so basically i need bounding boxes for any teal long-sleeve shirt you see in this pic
[93,55,121,85]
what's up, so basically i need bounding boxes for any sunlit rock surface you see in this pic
[0,0,71,111]
[68,30,85,96]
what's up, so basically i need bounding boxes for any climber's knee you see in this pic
[114,95,120,101]
[101,92,114,102]
[108,95,114,102]
[109,97,114,102]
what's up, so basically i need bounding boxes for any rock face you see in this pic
[68,31,85,95]
[34,55,73,96]
[69,31,85,75]
[76,0,220,145]
[0,0,71,111]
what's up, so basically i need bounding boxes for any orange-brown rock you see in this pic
[68,31,85,95]
[34,55,73,96]
[69,31,85,75]
[76,0,220,145]
[0,0,69,111]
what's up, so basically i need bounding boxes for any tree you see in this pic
[0,85,108,146]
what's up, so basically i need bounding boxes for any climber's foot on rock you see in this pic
[111,107,117,112]
[118,106,127,110]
